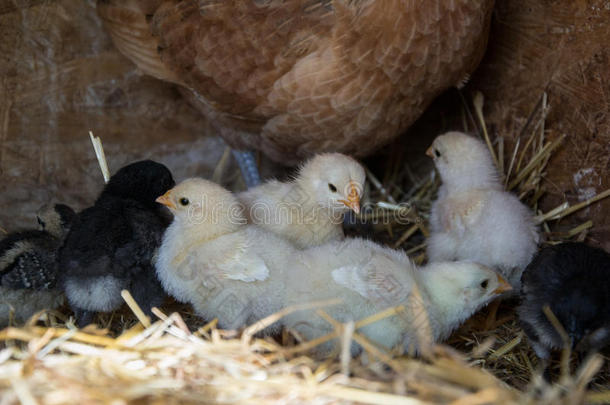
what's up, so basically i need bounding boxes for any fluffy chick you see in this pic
[36,203,77,239]
[155,178,296,332]
[0,203,75,326]
[426,131,539,288]
[518,243,610,360]
[283,238,512,356]
[59,160,175,326]
[238,153,365,248]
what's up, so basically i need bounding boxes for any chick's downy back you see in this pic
[97,0,494,163]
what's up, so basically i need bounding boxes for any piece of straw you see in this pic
[242,299,342,343]
[212,146,232,183]
[393,224,419,248]
[488,334,522,361]
[504,137,521,189]
[534,202,569,224]
[473,92,500,171]
[121,290,151,328]
[545,188,610,222]
[542,305,571,377]
[10,379,37,405]
[340,320,354,376]
[89,131,110,183]
[509,134,565,190]
[366,168,397,204]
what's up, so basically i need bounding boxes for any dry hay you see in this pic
[0,93,609,404]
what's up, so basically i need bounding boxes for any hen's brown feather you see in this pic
[97,0,494,164]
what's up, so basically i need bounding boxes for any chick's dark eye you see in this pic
[328,183,337,192]
[179,197,190,206]
[434,149,441,158]
[480,279,489,289]
[37,218,45,228]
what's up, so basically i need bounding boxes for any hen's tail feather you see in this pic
[97,0,182,84]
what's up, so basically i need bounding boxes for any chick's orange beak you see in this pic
[426,146,435,158]
[493,274,513,295]
[155,190,176,209]
[339,182,361,214]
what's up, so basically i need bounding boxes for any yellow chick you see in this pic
[284,238,512,356]
[155,178,297,332]
[155,178,510,352]
[237,153,365,248]
[426,132,540,288]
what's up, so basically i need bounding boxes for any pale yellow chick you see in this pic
[284,238,512,356]
[426,132,540,288]
[154,178,511,353]
[238,153,365,248]
[155,178,298,332]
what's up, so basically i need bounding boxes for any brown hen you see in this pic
[98,0,494,164]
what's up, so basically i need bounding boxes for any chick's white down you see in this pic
[155,178,298,332]
[426,131,539,288]
[156,178,510,354]
[284,239,510,356]
[238,153,365,248]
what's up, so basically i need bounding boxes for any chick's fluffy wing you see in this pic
[1,251,57,290]
[331,262,408,307]
[199,233,270,283]
[61,199,165,278]
[119,203,167,270]
[439,191,487,235]
[218,255,269,283]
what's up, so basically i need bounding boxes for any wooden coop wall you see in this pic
[471,0,610,249]
[0,0,225,231]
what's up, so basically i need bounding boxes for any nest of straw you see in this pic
[0,92,609,404]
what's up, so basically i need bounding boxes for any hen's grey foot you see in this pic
[232,149,261,188]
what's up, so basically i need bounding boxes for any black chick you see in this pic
[59,160,175,327]
[0,203,76,326]
[518,242,610,361]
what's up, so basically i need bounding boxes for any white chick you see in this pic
[155,178,298,332]
[283,238,512,356]
[237,153,365,248]
[426,131,539,288]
